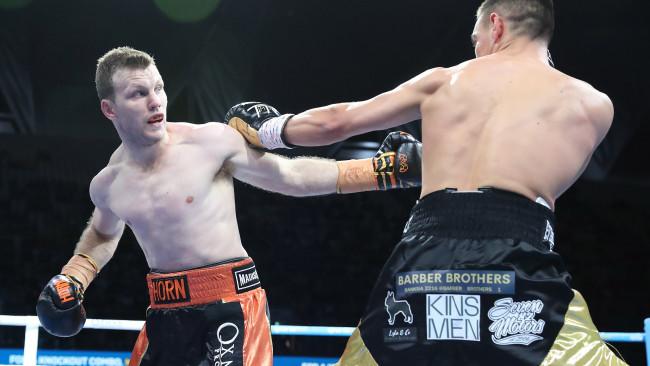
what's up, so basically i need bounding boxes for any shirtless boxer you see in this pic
[34,47,422,366]
[225,0,627,364]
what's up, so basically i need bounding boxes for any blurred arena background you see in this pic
[1,0,649,364]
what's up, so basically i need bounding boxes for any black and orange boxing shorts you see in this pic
[336,188,627,366]
[129,257,272,366]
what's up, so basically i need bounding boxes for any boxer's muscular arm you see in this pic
[585,89,614,144]
[220,125,339,197]
[212,125,422,195]
[283,67,446,146]
[71,209,124,276]
[36,170,125,338]
[61,173,125,289]
[84,174,125,268]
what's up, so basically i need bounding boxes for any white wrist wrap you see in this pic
[258,114,293,149]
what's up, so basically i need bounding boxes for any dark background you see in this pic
[1,0,648,364]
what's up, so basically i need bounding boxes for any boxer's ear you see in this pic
[489,12,506,44]
[101,99,116,121]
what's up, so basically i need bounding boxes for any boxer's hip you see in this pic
[146,257,262,309]
[404,187,556,251]
[129,257,272,366]
[353,188,575,365]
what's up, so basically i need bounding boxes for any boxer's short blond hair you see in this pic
[95,46,155,101]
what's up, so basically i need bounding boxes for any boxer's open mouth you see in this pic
[148,114,164,124]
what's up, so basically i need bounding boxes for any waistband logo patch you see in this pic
[151,275,190,305]
[233,263,261,294]
[488,297,545,346]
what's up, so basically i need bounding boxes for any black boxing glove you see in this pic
[36,274,86,337]
[224,101,294,149]
[336,131,422,193]
[373,131,422,190]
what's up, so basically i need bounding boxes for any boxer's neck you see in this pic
[494,37,550,66]
[123,130,171,169]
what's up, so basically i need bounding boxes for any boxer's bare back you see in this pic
[283,17,613,210]
[418,51,613,209]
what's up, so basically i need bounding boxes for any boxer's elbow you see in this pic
[313,105,350,143]
[288,104,351,145]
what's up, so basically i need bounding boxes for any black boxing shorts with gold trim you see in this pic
[129,257,272,366]
[336,188,627,366]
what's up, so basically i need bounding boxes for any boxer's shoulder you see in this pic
[176,122,229,144]
[163,121,204,141]
[404,66,451,94]
[89,148,124,206]
[549,77,613,132]
[183,122,247,159]
[89,165,118,207]
[565,77,612,108]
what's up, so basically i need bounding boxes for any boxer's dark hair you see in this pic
[95,47,155,101]
[477,0,554,43]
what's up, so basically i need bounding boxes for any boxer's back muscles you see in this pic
[419,54,613,208]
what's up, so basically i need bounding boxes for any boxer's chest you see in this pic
[108,148,224,227]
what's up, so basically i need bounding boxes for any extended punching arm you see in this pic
[336,132,422,194]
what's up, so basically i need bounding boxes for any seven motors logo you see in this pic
[488,297,546,346]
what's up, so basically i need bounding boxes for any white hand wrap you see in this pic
[258,114,293,149]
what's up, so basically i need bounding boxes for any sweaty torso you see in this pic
[93,123,246,272]
[420,55,605,209]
